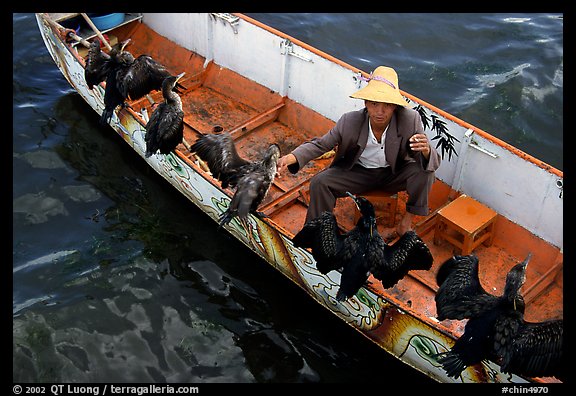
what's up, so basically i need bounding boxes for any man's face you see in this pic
[365,100,396,130]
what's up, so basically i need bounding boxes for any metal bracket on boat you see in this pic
[467,129,499,158]
[210,13,239,34]
[280,39,313,62]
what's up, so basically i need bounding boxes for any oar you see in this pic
[80,13,113,52]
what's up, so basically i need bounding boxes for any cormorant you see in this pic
[99,42,179,126]
[84,38,130,90]
[84,40,111,90]
[190,132,281,227]
[117,52,172,102]
[144,72,186,157]
[434,254,563,381]
[99,40,133,125]
[292,192,433,301]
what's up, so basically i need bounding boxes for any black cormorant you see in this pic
[84,38,130,90]
[84,40,111,90]
[144,72,186,157]
[99,42,179,126]
[434,253,563,381]
[190,132,281,227]
[117,52,172,102]
[292,192,433,301]
[99,40,133,125]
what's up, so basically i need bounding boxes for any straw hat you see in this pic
[350,66,409,107]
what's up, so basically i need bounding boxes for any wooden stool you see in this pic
[353,191,398,228]
[434,194,497,255]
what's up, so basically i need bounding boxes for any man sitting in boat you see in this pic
[276,65,441,237]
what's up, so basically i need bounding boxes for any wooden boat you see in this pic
[35,13,563,383]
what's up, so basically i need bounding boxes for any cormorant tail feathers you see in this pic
[336,254,370,302]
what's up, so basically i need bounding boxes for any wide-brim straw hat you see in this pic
[350,66,409,107]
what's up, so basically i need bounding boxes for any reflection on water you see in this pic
[13,257,256,383]
[451,63,532,108]
[13,192,70,225]
[14,13,561,383]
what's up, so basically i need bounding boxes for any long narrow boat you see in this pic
[35,13,563,384]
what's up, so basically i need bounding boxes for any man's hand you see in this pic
[409,133,430,159]
[276,154,297,178]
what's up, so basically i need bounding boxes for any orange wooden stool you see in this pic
[433,194,498,255]
[353,191,398,228]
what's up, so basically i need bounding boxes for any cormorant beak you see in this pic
[522,253,532,268]
[120,38,132,52]
[345,191,360,210]
[174,72,186,94]
[519,253,531,293]
[175,72,186,82]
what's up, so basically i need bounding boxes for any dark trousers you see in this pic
[306,162,435,223]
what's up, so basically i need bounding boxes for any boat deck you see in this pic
[82,18,563,346]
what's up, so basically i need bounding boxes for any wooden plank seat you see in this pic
[433,194,497,255]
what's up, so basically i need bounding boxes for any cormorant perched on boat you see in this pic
[100,41,179,126]
[434,253,564,381]
[144,72,186,157]
[84,38,130,90]
[190,132,281,227]
[292,192,433,301]
[99,40,133,125]
[116,52,173,102]
[84,40,111,90]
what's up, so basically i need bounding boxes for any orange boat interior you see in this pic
[75,20,563,343]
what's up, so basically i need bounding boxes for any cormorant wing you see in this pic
[370,230,433,289]
[145,103,184,157]
[231,171,265,219]
[434,254,497,321]
[85,41,112,89]
[100,68,125,125]
[435,310,503,379]
[500,319,563,380]
[123,55,171,100]
[190,132,251,189]
[292,211,345,274]
[144,102,165,149]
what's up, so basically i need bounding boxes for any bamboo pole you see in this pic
[80,13,113,51]
[67,31,91,48]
